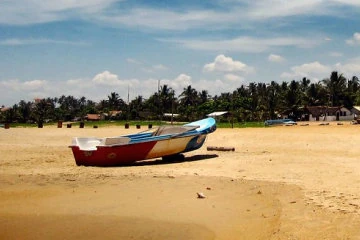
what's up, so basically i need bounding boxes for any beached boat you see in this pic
[264,119,297,126]
[69,117,216,166]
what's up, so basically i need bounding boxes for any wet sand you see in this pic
[1,122,360,239]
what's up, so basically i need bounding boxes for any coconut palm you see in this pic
[18,100,32,123]
[179,85,199,120]
[321,71,347,107]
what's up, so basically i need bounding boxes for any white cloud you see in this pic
[0,79,47,91]
[204,55,254,74]
[329,52,343,57]
[247,0,325,20]
[92,71,125,86]
[158,74,192,94]
[66,78,86,85]
[0,79,22,91]
[152,64,168,71]
[22,79,47,90]
[159,73,244,97]
[0,38,88,46]
[268,54,285,63]
[191,77,243,96]
[174,74,192,85]
[224,74,245,82]
[346,32,360,45]
[0,73,172,106]
[97,7,238,31]
[292,61,330,75]
[87,71,194,102]
[334,58,360,77]
[1,0,355,31]
[141,64,169,73]
[331,0,360,7]
[281,61,331,80]
[90,71,143,98]
[165,36,320,53]
[0,0,118,25]
[126,58,142,65]
[0,79,49,105]
[93,1,358,31]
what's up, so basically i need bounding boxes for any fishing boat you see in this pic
[69,117,216,166]
[264,119,297,126]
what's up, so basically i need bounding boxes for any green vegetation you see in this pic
[7,120,265,129]
[1,71,359,128]
[217,121,265,128]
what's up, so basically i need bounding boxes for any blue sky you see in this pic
[1,0,360,106]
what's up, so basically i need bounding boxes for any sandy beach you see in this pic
[1,122,360,239]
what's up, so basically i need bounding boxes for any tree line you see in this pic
[1,71,359,124]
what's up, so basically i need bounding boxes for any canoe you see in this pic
[69,117,216,166]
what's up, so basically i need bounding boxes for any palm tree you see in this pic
[130,95,145,119]
[284,80,302,119]
[18,100,32,123]
[197,90,211,117]
[96,99,108,113]
[256,83,269,120]
[247,82,262,121]
[344,76,360,108]
[300,77,311,106]
[198,90,210,104]
[107,92,121,110]
[321,71,347,107]
[3,105,19,123]
[216,93,232,111]
[231,85,254,121]
[266,81,280,120]
[57,95,82,121]
[159,84,175,114]
[78,96,88,121]
[179,85,198,105]
[179,85,199,120]
[31,99,53,126]
[143,93,160,120]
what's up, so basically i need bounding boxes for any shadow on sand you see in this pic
[122,154,219,167]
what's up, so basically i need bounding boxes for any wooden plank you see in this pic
[207,146,235,151]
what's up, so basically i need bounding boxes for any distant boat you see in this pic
[264,119,297,126]
[69,118,216,166]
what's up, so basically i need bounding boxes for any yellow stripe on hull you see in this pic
[146,135,194,159]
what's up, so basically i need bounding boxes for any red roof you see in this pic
[0,107,10,112]
[86,114,101,120]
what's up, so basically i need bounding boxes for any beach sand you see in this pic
[1,122,360,239]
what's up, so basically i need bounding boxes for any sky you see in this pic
[1,0,360,106]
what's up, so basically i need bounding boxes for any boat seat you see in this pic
[74,137,101,151]
[102,137,131,146]
[73,137,131,150]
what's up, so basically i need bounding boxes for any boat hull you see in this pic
[70,117,216,166]
[146,134,207,159]
[70,134,207,166]
[71,140,157,166]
